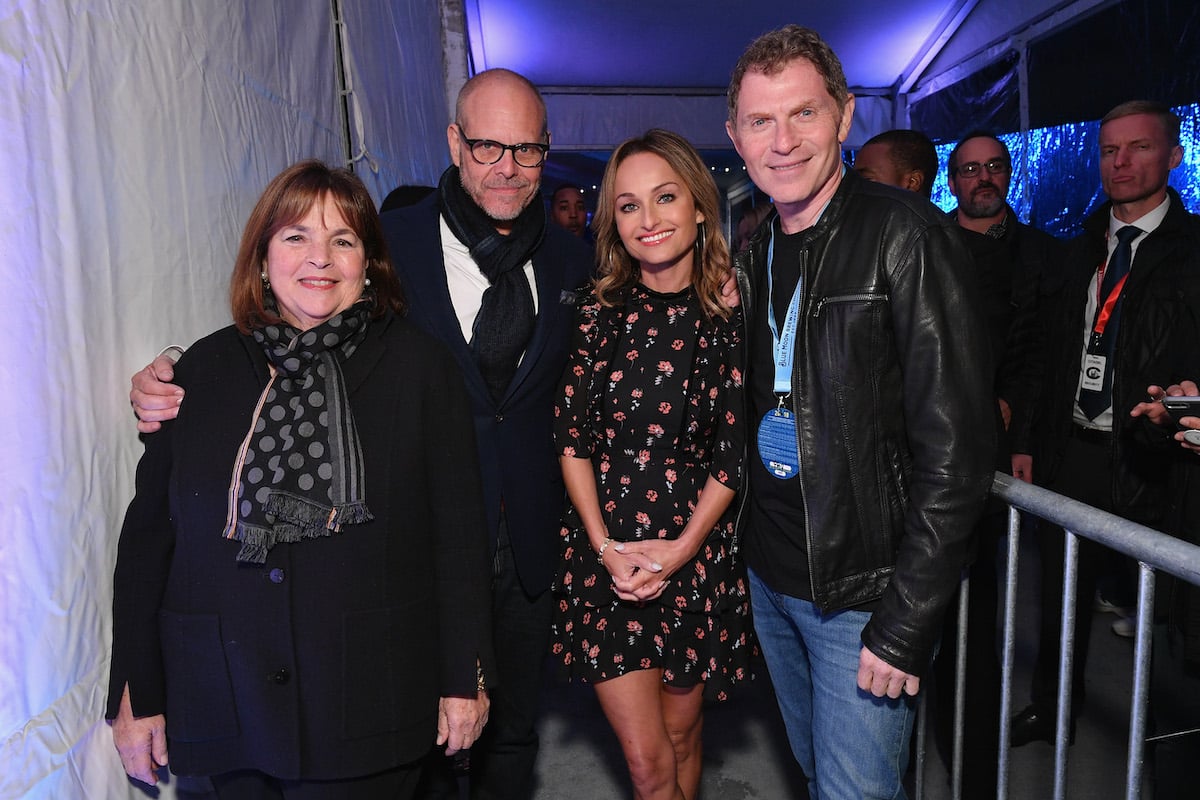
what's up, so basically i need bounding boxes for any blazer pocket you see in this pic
[158,609,240,742]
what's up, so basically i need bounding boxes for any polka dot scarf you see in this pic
[221,299,374,564]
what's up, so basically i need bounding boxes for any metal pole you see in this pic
[1052,529,1080,800]
[1125,562,1155,799]
[951,574,970,800]
[997,506,1021,800]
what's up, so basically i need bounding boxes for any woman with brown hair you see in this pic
[107,160,494,799]
[551,130,754,800]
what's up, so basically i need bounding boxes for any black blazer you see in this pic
[107,314,494,780]
[1036,190,1200,521]
[381,195,593,593]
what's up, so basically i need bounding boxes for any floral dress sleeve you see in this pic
[708,306,746,492]
[554,292,604,461]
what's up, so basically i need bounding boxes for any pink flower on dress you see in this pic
[658,401,672,414]
[637,449,650,465]
[627,620,643,633]
[646,489,658,502]
[604,500,616,512]
[665,469,677,484]
[657,361,674,376]
[610,370,623,382]
[564,385,574,397]
[562,446,576,457]
[672,339,685,351]
[635,511,651,526]
[647,423,664,437]
[626,349,639,361]
[573,364,585,376]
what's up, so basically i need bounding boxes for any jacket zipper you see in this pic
[813,292,887,313]
[793,249,817,602]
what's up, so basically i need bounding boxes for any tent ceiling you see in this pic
[463,0,1068,93]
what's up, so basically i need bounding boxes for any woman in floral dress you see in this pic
[551,129,754,800]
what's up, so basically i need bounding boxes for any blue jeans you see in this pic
[749,568,915,800]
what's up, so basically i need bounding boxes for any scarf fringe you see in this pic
[231,496,375,564]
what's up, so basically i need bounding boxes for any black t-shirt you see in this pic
[742,223,813,599]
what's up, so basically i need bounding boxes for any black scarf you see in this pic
[438,165,543,402]
[221,297,374,564]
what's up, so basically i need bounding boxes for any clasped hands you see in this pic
[601,537,692,602]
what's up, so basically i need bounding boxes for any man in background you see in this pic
[1013,100,1200,750]
[852,128,938,197]
[548,182,588,238]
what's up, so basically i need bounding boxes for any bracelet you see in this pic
[476,663,487,693]
[596,537,613,564]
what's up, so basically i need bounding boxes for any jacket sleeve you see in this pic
[861,221,997,676]
[425,347,497,695]
[998,234,1060,455]
[106,380,184,719]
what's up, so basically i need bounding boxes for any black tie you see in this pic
[1078,225,1141,420]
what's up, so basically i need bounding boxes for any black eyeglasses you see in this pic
[455,125,549,168]
[954,159,1010,178]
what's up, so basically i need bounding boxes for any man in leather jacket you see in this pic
[725,25,995,798]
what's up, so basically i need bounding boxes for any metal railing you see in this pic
[919,471,1200,800]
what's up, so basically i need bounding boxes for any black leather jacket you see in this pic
[734,170,996,675]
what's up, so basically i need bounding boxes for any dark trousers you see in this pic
[417,523,554,800]
[1151,622,1200,797]
[177,764,420,800]
[932,516,1002,797]
[1031,432,1113,713]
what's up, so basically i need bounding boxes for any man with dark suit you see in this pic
[379,68,592,799]
[129,68,592,800]
[1011,100,1200,747]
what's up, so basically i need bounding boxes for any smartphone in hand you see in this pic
[1162,396,1200,425]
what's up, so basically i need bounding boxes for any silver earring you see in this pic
[260,270,270,289]
[364,277,371,287]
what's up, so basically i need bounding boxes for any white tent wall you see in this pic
[338,0,459,201]
[0,1,451,797]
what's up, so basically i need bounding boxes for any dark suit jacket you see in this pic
[1036,189,1200,522]
[107,313,494,780]
[381,194,593,594]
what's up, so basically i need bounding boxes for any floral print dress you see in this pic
[551,283,755,700]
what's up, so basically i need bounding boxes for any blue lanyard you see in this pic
[766,229,803,395]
